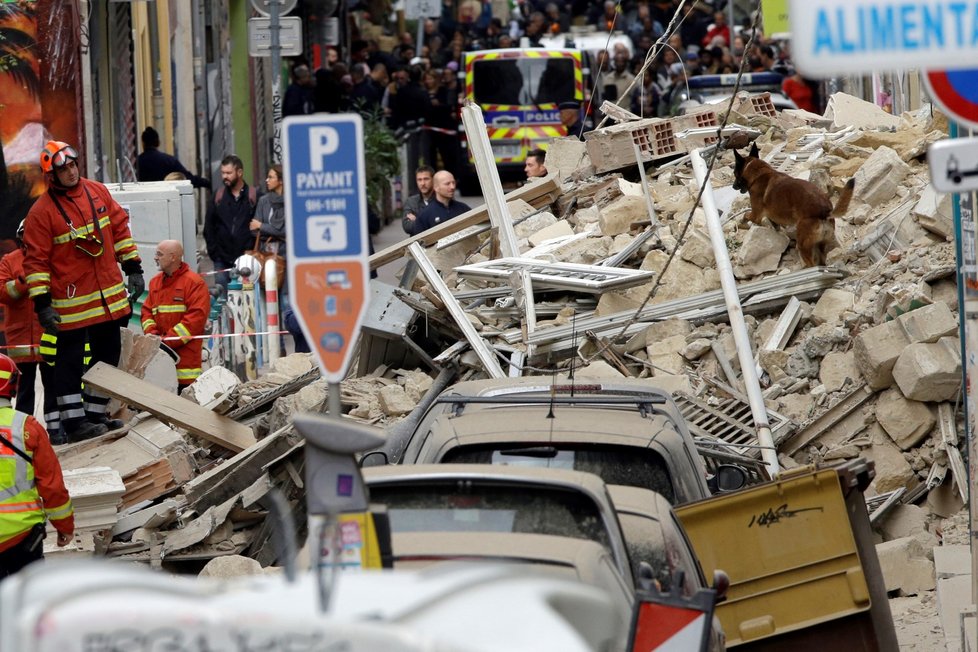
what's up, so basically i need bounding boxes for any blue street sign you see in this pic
[283,115,369,382]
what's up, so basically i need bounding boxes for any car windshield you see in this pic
[471,57,576,106]
[371,481,612,551]
[440,445,675,503]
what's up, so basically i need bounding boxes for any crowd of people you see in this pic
[282,0,816,185]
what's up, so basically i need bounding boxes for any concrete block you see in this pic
[825,92,903,130]
[759,349,790,376]
[733,226,790,278]
[866,437,916,493]
[876,536,936,595]
[778,392,815,421]
[270,352,317,377]
[801,323,849,359]
[854,320,909,390]
[595,291,642,317]
[636,250,721,302]
[683,338,712,360]
[811,288,855,326]
[545,137,591,181]
[643,319,693,343]
[377,384,414,416]
[514,211,558,238]
[819,350,862,392]
[876,387,936,450]
[400,369,434,403]
[679,228,715,269]
[598,194,647,236]
[877,504,938,548]
[937,575,972,651]
[786,348,820,379]
[853,146,912,206]
[527,219,574,247]
[584,117,680,173]
[182,365,241,407]
[898,302,958,344]
[914,184,954,240]
[934,545,971,580]
[647,334,688,375]
[199,555,263,578]
[577,359,627,379]
[893,337,962,402]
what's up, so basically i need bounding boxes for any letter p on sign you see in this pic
[310,127,340,171]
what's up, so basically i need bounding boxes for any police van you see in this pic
[459,48,584,184]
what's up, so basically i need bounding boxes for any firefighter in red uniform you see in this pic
[140,239,209,390]
[0,352,74,579]
[0,221,60,441]
[23,141,144,443]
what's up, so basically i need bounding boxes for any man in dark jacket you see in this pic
[136,127,210,188]
[203,155,258,293]
[414,171,470,233]
[283,64,315,117]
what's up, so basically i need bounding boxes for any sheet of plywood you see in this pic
[82,362,256,452]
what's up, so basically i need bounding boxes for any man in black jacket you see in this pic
[414,171,470,233]
[203,155,259,293]
[136,127,210,188]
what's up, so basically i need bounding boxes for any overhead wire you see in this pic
[610,5,766,344]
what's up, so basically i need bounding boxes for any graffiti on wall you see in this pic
[0,0,82,240]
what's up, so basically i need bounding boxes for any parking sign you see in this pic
[283,115,368,382]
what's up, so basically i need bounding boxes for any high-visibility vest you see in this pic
[0,408,46,546]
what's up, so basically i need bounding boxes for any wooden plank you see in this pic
[181,429,294,512]
[369,177,558,269]
[82,362,256,452]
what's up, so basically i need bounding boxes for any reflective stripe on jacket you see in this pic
[23,178,140,331]
[0,403,73,550]
[141,262,209,385]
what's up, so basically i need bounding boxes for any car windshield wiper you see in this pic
[499,446,559,458]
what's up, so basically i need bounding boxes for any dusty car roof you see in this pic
[429,406,678,446]
[390,531,622,585]
[364,463,615,496]
[606,484,671,520]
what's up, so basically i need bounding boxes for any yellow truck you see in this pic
[676,459,899,650]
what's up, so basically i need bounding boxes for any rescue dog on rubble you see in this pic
[733,142,855,267]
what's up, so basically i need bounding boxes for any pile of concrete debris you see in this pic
[52,92,965,588]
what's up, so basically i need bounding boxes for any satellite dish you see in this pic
[250,0,299,16]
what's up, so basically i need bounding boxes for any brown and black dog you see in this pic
[733,143,855,267]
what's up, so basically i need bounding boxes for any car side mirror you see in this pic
[708,464,749,494]
[359,450,389,468]
[712,569,730,603]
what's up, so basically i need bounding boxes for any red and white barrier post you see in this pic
[264,258,281,363]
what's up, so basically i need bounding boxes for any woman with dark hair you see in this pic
[250,165,287,302]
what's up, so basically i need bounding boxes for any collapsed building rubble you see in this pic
[53,92,967,599]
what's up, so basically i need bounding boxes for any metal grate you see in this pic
[867,488,906,524]
[674,390,795,458]
[110,2,138,181]
[455,258,656,293]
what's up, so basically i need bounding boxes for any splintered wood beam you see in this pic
[82,362,256,452]
[369,177,559,269]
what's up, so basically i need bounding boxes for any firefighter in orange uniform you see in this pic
[0,352,74,579]
[0,221,60,441]
[23,141,144,443]
[140,239,209,390]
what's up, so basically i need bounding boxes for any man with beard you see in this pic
[203,155,259,293]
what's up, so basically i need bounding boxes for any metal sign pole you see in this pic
[270,0,283,164]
